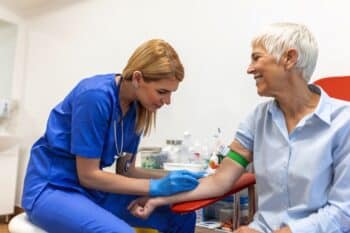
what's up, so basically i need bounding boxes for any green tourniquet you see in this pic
[226,150,249,168]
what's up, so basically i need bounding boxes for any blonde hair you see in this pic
[122,39,184,136]
[252,22,318,82]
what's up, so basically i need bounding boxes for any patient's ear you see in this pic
[283,48,298,70]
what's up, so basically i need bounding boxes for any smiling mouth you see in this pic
[254,74,262,79]
[155,104,162,109]
[254,74,262,81]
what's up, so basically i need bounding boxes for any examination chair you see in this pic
[171,75,350,230]
[313,76,350,101]
[8,75,350,232]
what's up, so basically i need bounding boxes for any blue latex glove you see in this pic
[149,170,205,197]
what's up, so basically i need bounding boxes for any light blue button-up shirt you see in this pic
[235,85,350,233]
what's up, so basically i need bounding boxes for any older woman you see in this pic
[129,23,350,233]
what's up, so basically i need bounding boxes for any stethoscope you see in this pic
[113,75,137,173]
[113,117,135,173]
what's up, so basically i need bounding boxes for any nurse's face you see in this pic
[246,44,287,97]
[135,74,180,112]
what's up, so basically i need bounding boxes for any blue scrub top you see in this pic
[22,73,141,211]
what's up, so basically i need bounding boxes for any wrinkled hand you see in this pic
[234,226,262,233]
[273,227,292,233]
[128,197,158,219]
[149,170,205,196]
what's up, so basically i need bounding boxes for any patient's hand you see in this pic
[273,227,292,233]
[234,226,262,233]
[128,197,165,219]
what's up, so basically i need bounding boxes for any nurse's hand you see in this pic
[149,170,204,197]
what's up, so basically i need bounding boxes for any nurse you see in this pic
[22,39,201,233]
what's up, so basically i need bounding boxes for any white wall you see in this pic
[0,4,20,22]
[0,3,27,207]
[0,21,17,99]
[22,0,350,144]
[6,0,350,205]
[0,4,26,101]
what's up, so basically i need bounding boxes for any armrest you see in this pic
[171,172,256,213]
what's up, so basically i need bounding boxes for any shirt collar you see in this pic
[268,84,332,126]
[311,84,332,125]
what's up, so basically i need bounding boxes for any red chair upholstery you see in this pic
[171,172,256,229]
[171,173,256,214]
[171,75,350,230]
[313,76,350,101]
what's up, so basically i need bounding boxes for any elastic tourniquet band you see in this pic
[226,150,249,168]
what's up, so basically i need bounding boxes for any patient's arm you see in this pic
[129,140,252,219]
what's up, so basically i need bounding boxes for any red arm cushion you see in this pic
[314,76,350,101]
[171,173,256,213]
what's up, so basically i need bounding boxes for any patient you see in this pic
[128,22,350,233]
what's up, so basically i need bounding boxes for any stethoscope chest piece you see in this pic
[114,152,128,159]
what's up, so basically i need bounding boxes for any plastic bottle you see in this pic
[200,145,210,164]
[206,128,228,174]
[240,190,249,225]
[178,131,192,163]
[163,139,182,163]
[206,152,219,175]
[190,140,202,164]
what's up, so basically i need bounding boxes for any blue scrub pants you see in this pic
[27,186,196,233]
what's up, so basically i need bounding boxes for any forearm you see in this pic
[286,204,350,233]
[153,159,245,206]
[287,152,350,233]
[116,154,167,179]
[79,169,150,196]
[164,175,229,204]
[126,166,167,179]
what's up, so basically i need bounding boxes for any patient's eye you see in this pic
[157,89,168,95]
[252,54,260,61]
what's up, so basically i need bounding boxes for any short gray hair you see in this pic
[252,22,318,82]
